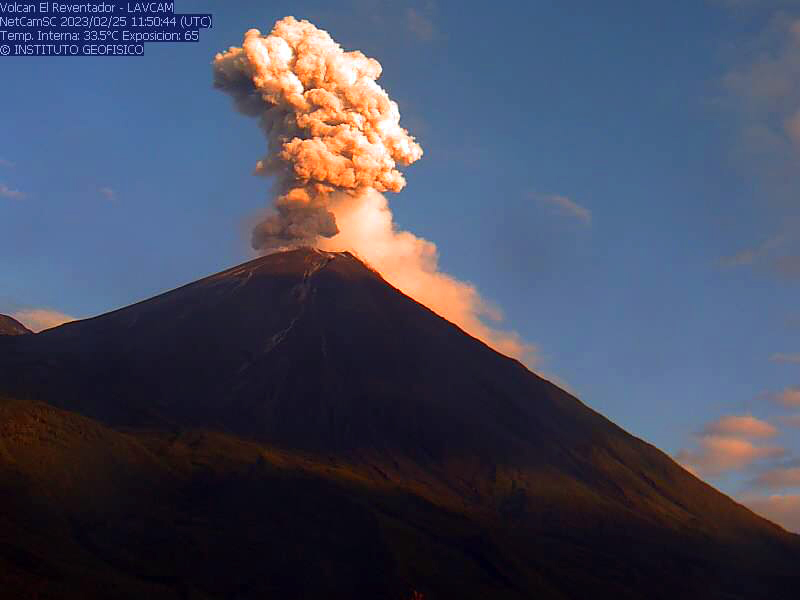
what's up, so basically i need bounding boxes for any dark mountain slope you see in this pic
[0,248,798,598]
[0,314,30,336]
[0,394,797,600]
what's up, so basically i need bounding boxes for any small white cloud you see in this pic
[0,183,24,200]
[11,309,76,332]
[539,194,592,224]
[98,187,115,200]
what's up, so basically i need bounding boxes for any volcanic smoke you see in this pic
[213,17,534,363]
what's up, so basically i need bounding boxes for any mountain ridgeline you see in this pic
[0,248,797,599]
[0,314,31,336]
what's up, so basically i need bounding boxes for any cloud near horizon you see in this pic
[679,408,800,531]
[676,415,783,476]
[677,435,783,476]
[11,309,76,332]
[740,494,800,533]
[751,465,800,490]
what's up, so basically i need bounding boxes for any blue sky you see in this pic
[2,0,800,528]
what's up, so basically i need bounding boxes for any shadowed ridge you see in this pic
[0,247,799,598]
[0,314,31,336]
[27,248,350,334]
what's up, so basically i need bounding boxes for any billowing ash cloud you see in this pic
[213,17,537,365]
[213,17,422,250]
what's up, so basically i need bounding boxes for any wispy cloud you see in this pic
[770,353,800,364]
[714,11,800,285]
[0,158,15,169]
[0,183,24,200]
[11,309,76,332]
[677,415,783,477]
[751,465,800,490]
[702,414,778,438]
[98,186,115,201]
[779,414,800,427]
[718,234,800,279]
[538,194,592,224]
[406,7,436,41]
[736,388,800,532]
[772,254,800,278]
[710,0,799,10]
[740,494,800,533]
[676,426,784,477]
[309,0,441,46]
[708,0,758,8]
[719,248,758,267]
[719,235,786,268]
[772,387,800,406]
[721,14,800,166]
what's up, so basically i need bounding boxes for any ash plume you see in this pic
[213,17,422,250]
[214,17,536,364]
[316,189,536,363]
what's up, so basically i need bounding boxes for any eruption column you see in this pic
[213,17,422,250]
[214,17,536,365]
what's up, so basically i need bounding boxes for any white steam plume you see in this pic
[317,189,536,362]
[213,17,536,364]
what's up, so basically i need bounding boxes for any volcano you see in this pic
[0,248,797,599]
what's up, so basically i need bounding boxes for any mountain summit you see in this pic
[0,248,798,599]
